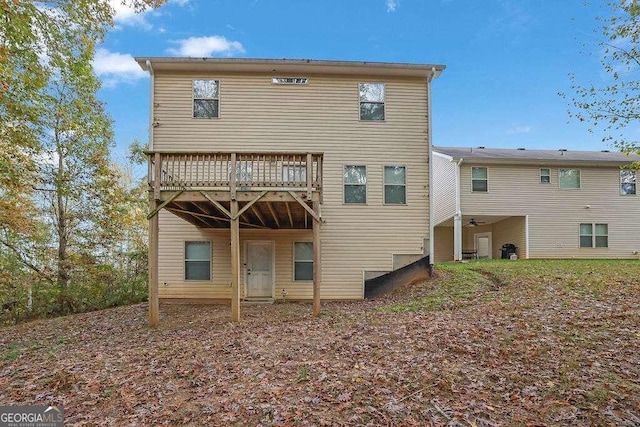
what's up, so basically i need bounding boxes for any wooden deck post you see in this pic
[230,153,237,201]
[153,153,161,201]
[312,201,321,316]
[148,197,159,328]
[230,200,241,322]
[306,153,313,200]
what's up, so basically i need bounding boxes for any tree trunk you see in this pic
[56,148,71,313]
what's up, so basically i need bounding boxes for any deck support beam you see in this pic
[230,200,241,322]
[312,201,321,317]
[266,202,281,228]
[199,191,232,218]
[288,191,320,222]
[235,190,268,219]
[148,198,160,328]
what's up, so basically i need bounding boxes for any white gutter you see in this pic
[427,67,436,267]
[146,59,155,151]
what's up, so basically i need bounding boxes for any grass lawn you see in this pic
[0,259,638,426]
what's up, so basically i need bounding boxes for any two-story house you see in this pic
[136,58,445,324]
[432,146,640,262]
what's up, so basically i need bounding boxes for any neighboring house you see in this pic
[432,146,640,262]
[135,58,445,324]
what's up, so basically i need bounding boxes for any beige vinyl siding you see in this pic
[434,226,454,262]
[153,72,430,299]
[492,216,526,259]
[460,164,640,259]
[462,223,492,251]
[432,152,457,225]
[159,211,315,300]
[460,218,525,259]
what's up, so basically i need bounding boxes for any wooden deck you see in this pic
[147,152,324,325]
[148,152,323,229]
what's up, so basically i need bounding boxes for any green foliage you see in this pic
[128,139,149,165]
[382,265,491,312]
[1,342,20,363]
[563,1,639,157]
[0,0,164,323]
[383,259,640,313]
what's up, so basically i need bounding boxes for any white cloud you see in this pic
[167,36,245,57]
[92,48,147,87]
[507,125,532,134]
[386,0,398,12]
[108,0,152,29]
[109,0,190,30]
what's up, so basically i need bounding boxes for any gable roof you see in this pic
[135,57,446,79]
[434,146,640,166]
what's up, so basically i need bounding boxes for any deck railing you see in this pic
[148,151,323,195]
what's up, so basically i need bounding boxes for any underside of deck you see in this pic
[147,151,324,326]
[161,191,319,230]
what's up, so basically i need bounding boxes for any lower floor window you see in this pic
[185,241,211,280]
[579,223,608,248]
[294,242,313,281]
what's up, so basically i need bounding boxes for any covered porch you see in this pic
[434,215,528,262]
[147,152,324,326]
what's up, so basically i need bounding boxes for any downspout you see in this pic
[454,158,463,261]
[427,68,436,270]
[146,59,155,151]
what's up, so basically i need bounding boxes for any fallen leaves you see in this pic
[0,260,638,425]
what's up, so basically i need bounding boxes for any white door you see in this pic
[246,242,273,298]
[475,232,492,259]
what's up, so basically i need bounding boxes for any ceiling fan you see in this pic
[466,218,486,227]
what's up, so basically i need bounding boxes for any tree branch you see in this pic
[0,237,54,284]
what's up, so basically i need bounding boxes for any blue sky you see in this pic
[93,0,630,163]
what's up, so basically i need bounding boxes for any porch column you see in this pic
[453,213,463,261]
[230,200,241,322]
[148,198,159,327]
[312,201,321,316]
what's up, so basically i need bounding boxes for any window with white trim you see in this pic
[344,165,367,204]
[193,80,219,118]
[359,83,385,121]
[384,166,406,204]
[579,223,608,248]
[471,167,488,192]
[185,241,211,280]
[294,242,313,281]
[620,170,636,195]
[540,168,550,184]
[559,168,580,189]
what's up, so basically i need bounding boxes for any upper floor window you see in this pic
[193,79,219,118]
[344,165,367,204]
[579,223,608,248]
[359,83,385,121]
[620,170,636,195]
[471,167,488,192]
[384,166,406,204]
[540,168,551,184]
[185,241,211,280]
[559,169,580,189]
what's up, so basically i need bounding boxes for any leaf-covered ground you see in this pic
[1,260,639,426]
